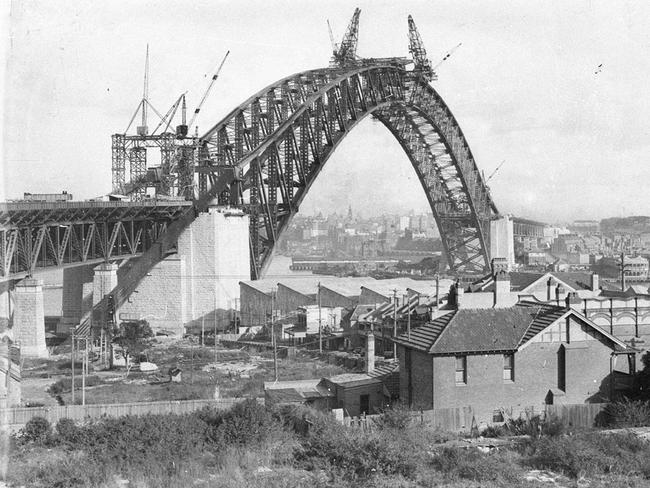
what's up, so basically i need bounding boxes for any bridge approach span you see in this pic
[0,200,192,281]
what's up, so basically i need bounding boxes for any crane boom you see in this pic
[331,8,361,67]
[407,15,434,81]
[188,50,230,129]
[327,19,338,53]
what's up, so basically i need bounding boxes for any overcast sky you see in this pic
[2,0,650,224]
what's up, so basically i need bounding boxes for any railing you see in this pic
[0,398,259,427]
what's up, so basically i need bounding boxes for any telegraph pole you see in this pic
[318,282,323,354]
[71,332,76,404]
[271,289,278,380]
[392,289,398,359]
[82,337,87,406]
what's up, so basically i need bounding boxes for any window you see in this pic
[455,355,467,385]
[503,353,515,381]
[492,410,504,423]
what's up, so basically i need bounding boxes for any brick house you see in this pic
[394,300,630,425]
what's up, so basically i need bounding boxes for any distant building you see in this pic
[21,191,72,202]
[568,220,600,234]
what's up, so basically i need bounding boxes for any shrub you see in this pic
[20,416,52,445]
[299,414,418,480]
[374,403,413,431]
[429,446,523,484]
[606,398,650,427]
[47,375,102,396]
[526,431,650,479]
[211,399,279,447]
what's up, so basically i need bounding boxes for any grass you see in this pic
[10,401,650,488]
[47,342,348,405]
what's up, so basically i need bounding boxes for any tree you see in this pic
[113,320,153,372]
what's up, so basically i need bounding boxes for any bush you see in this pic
[429,446,522,484]
[606,398,650,427]
[211,399,280,447]
[300,413,418,480]
[20,416,52,444]
[374,403,413,431]
[526,431,650,479]
[47,375,102,396]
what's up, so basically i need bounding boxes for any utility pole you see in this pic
[190,338,194,384]
[392,289,398,359]
[201,316,205,347]
[271,288,278,381]
[71,333,76,404]
[621,252,627,292]
[82,338,87,406]
[318,282,323,354]
[213,293,217,363]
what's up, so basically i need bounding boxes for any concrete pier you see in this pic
[13,278,48,358]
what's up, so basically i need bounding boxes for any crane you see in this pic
[328,8,361,67]
[407,15,434,81]
[188,50,230,131]
[408,15,462,82]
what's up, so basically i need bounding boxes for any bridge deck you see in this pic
[0,200,193,228]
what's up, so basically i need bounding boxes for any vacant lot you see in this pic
[21,338,347,405]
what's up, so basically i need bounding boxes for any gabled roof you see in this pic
[469,271,594,294]
[394,302,626,355]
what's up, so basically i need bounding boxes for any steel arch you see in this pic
[198,64,499,277]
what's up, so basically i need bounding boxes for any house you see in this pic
[263,331,399,417]
[264,379,335,409]
[394,298,631,425]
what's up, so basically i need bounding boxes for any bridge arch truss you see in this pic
[198,64,499,277]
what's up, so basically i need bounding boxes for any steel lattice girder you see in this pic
[0,201,192,279]
[199,65,499,277]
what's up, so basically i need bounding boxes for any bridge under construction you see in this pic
[0,9,528,357]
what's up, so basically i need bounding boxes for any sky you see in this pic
[2,0,650,224]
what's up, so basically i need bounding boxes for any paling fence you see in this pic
[0,398,260,427]
[344,403,610,432]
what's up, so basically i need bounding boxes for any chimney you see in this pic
[493,270,511,307]
[546,277,553,301]
[591,273,599,292]
[565,291,581,311]
[455,283,464,309]
[365,330,375,373]
[555,284,564,306]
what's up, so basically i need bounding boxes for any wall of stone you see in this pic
[13,279,47,357]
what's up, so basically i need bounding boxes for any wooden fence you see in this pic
[343,403,610,432]
[545,403,608,429]
[0,398,259,427]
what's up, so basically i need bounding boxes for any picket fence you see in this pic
[0,398,261,427]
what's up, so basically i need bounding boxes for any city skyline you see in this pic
[3,1,650,223]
